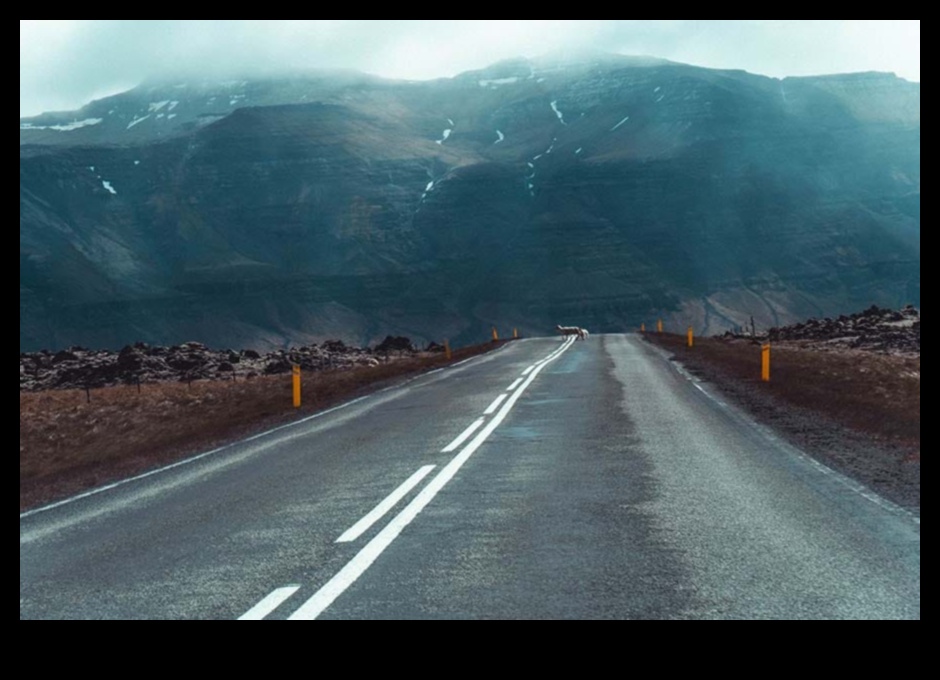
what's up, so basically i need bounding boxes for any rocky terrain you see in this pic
[648,313,920,510]
[766,304,920,354]
[19,335,428,392]
[717,303,923,354]
[20,55,920,351]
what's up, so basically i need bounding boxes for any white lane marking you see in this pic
[238,585,300,620]
[288,336,575,620]
[22,342,521,524]
[336,465,436,543]
[507,378,523,391]
[20,396,372,520]
[483,393,508,415]
[521,364,537,376]
[648,339,919,526]
[523,336,575,375]
[441,418,485,453]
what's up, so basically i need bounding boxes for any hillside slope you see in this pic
[20,55,920,350]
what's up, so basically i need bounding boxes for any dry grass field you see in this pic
[645,333,920,510]
[21,341,504,511]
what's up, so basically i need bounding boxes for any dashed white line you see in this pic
[287,337,575,620]
[507,378,524,392]
[521,364,537,376]
[20,395,371,520]
[483,393,508,415]
[336,465,436,543]
[441,418,484,453]
[238,585,300,620]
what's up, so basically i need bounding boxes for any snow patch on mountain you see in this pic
[126,115,150,130]
[420,180,436,201]
[479,77,520,87]
[21,118,103,132]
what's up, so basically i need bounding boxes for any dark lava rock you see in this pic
[117,345,144,370]
[263,356,292,375]
[766,305,920,354]
[322,340,347,353]
[21,336,403,392]
[375,335,415,353]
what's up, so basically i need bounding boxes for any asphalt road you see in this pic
[20,334,920,619]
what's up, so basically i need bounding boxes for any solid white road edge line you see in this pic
[21,341,524,521]
[287,336,575,620]
[19,395,372,520]
[441,418,485,453]
[647,336,919,526]
[238,585,301,621]
[483,393,508,415]
[519,339,570,378]
[335,465,436,543]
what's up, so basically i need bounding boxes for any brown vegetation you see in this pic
[645,333,920,509]
[20,341,504,511]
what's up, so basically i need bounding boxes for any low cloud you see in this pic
[20,20,920,117]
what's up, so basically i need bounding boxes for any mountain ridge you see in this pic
[20,55,920,351]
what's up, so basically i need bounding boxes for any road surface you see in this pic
[20,334,920,619]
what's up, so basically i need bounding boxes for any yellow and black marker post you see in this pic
[292,365,301,408]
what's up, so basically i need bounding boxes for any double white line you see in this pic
[242,336,576,620]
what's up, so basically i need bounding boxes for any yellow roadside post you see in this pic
[657,319,663,333]
[444,338,452,361]
[292,365,301,408]
[513,328,518,339]
[761,343,771,382]
[687,326,694,348]
[492,326,499,341]
[641,323,646,333]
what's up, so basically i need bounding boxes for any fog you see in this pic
[20,20,920,117]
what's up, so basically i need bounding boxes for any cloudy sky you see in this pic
[20,20,920,117]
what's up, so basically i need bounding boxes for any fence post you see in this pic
[761,343,771,382]
[292,365,301,407]
[444,339,452,361]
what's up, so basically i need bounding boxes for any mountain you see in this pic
[20,55,920,351]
